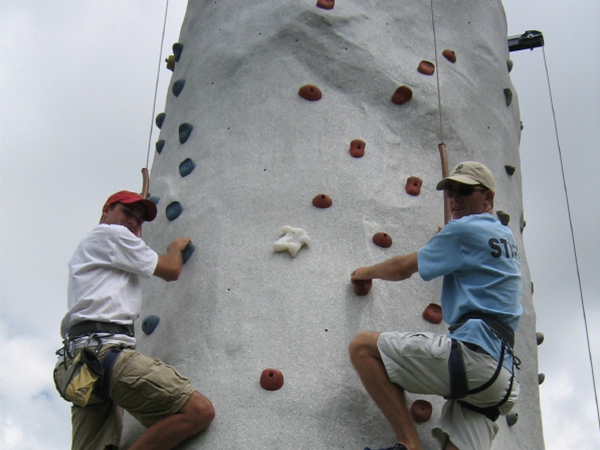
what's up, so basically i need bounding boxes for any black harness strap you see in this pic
[93,347,123,400]
[68,321,134,338]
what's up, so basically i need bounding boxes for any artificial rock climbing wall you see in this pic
[124,1,545,449]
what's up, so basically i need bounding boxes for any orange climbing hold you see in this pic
[418,60,435,75]
[442,49,457,63]
[312,194,332,208]
[298,85,322,101]
[372,232,392,248]
[391,86,412,105]
[353,279,372,296]
[349,139,366,158]
[405,176,422,196]
[410,400,433,422]
[423,303,442,324]
[260,368,284,391]
[316,0,334,10]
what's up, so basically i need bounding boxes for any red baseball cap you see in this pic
[104,191,158,222]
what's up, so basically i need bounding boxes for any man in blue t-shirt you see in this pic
[349,162,522,450]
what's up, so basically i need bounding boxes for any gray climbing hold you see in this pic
[506,412,518,426]
[173,43,184,62]
[142,315,160,335]
[182,242,195,264]
[505,165,516,176]
[504,88,513,106]
[179,123,193,144]
[172,79,186,97]
[166,201,183,221]
[507,59,514,72]
[179,158,196,177]
[536,332,544,345]
[156,112,166,129]
[497,211,510,226]
[148,195,160,205]
[538,373,545,385]
[156,139,166,154]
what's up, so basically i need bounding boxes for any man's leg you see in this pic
[128,391,214,450]
[349,332,423,450]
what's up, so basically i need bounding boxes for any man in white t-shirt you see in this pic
[54,191,215,450]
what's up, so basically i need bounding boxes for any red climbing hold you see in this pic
[349,139,366,158]
[391,86,412,105]
[442,49,457,63]
[316,0,334,10]
[260,368,284,391]
[418,60,435,75]
[353,279,372,296]
[372,232,392,248]
[423,303,442,324]
[312,194,332,208]
[298,85,322,101]
[410,400,433,423]
[405,176,422,196]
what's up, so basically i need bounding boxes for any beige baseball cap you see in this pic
[436,161,495,191]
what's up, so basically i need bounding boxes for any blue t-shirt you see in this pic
[418,214,523,369]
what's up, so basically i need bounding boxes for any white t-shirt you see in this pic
[60,224,159,348]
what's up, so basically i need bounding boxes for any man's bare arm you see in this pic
[154,237,191,282]
[351,252,419,282]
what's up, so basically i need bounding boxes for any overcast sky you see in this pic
[1,1,598,449]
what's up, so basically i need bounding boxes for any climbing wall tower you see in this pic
[124,1,545,449]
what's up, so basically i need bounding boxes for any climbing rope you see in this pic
[541,45,600,433]
[142,0,171,197]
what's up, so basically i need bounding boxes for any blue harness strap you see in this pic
[93,347,122,400]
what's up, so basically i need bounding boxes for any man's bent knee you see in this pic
[349,331,382,363]
[181,392,215,433]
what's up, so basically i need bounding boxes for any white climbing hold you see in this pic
[273,226,311,257]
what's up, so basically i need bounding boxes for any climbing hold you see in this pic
[391,86,413,105]
[536,332,544,345]
[349,139,366,158]
[504,88,513,106]
[372,232,392,248]
[497,211,510,226]
[506,412,519,426]
[316,0,334,10]
[179,158,196,177]
[531,281,535,295]
[260,368,284,391]
[142,315,160,335]
[505,165,516,176]
[148,195,160,205]
[405,176,423,196]
[520,214,526,233]
[312,194,332,208]
[410,400,432,423]
[298,84,322,101]
[181,242,195,264]
[442,49,457,63]
[172,43,183,62]
[166,201,183,221]
[507,59,514,72]
[155,112,166,129]
[165,55,175,71]
[422,303,443,324]
[538,373,545,385]
[179,122,193,144]
[353,279,372,296]
[273,226,311,257]
[156,139,166,154]
[172,79,186,97]
[418,60,435,75]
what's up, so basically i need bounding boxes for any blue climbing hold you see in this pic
[173,43,184,62]
[142,315,160,335]
[166,201,183,221]
[179,158,196,177]
[182,242,195,264]
[155,112,166,129]
[179,123,193,144]
[172,79,186,97]
[148,195,160,205]
[156,139,165,154]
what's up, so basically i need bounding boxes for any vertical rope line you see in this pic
[145,0,170,170]
[429,0,444,142]
[542,45,600,432]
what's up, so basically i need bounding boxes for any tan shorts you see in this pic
[54,345,196,450]
[377,332,519,450]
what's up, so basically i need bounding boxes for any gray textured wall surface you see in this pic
[123,1,544,448]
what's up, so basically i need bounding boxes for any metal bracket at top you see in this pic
[508,30,544,52]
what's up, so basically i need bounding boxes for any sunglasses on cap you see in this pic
[443,184,487,198]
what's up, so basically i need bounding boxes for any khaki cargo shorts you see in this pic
[377,332,519,450]
[54,345,196,450]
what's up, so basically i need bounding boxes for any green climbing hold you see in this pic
[504,165,516,176]
[156,112,166,129]
[182,242,195,264]
[172,79,186,97]
[179,158,196,177]
[173,43,183,62]
[142,315,160,335]
[504,88,513,106]
[179,123,193,144]
[166,201,183,221]
[497,211,510,226]
[156,139,166,154]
